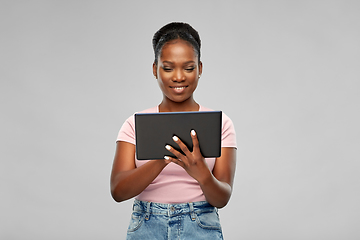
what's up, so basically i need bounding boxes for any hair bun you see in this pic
[152,22,201,64]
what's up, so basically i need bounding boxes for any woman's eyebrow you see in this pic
[161,60,196,65]
[162,61,174,64]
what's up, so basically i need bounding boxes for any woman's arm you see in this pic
[165,131,236,208]
[110,141,169,202]
[199,147,236,208]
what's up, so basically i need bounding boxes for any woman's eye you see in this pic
[185,67,195,72]
[162,67,172,72]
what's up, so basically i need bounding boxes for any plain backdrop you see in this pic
[1,1,359,239]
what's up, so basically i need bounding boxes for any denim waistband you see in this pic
[133,199,216,219]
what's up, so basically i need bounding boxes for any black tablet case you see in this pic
[135,111,222,160]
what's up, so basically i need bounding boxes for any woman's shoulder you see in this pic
[117,106,158,141]
[123,106,158,124]
[137,106,158,114]
[199,105,233,123]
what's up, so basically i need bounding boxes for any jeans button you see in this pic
[170,206,175,211]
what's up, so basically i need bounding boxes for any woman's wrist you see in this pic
[197,167,213,186]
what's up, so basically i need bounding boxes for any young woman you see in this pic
[111,22,237,240]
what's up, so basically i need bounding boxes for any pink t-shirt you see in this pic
[116,105,237,203]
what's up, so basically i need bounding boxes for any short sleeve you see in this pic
[115,106,158,145]
[221,113,237,148]
[116,115,135,145]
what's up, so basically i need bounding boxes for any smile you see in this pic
[170,86,188,89]
[170,85,188,93]
[172,86,186,90]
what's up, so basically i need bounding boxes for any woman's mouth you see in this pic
[170,86,188,93]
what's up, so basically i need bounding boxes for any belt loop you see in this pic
[145,201,151,221]
[189,202,196,221]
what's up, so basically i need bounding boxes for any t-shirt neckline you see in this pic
[157,105,202,113]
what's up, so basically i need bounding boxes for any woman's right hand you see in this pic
[110,141,169,202]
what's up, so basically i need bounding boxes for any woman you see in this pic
[111,22,237,239]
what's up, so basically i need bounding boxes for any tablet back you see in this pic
[135,111,222,160]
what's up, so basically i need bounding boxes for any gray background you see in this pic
[1,1,359,239]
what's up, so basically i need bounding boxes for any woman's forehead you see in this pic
[160,40,197,62]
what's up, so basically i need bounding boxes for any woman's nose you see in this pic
[172,69,185,82]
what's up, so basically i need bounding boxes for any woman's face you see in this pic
[153,39,202,104]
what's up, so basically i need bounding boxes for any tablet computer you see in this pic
[135,111,222,160]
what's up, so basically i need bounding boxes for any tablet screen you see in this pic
[135,111,222,160]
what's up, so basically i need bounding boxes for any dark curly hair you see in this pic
[152,22,201,65]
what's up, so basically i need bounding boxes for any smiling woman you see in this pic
[154,39,202,111]
[110,22,237,240]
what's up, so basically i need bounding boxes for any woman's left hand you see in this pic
[164,130,211,184]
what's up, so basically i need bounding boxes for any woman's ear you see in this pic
[198,61,203,77]
[153,62,157,79]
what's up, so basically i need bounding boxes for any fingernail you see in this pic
[191,130,196,136]
[165,145,171,150]
[164,156,170,160]
[172,136,179,141]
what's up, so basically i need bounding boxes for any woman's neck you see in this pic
[159,99,199,112]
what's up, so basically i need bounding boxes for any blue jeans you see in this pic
[126,199,224,240]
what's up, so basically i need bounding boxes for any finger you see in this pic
[172,135,192,156]
[165,144,185,160]
[190,130,201,154]
[163,155,172,164]
[164,155,185,168]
